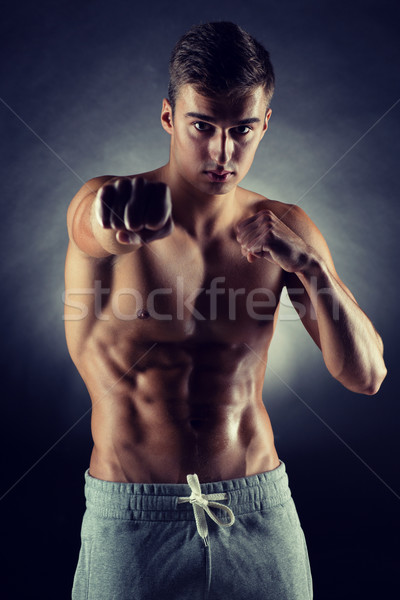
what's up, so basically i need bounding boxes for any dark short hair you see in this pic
[168,22,275,114]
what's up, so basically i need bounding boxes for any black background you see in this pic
[1,1,399,598]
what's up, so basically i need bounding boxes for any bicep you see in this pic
[284,272,320,348]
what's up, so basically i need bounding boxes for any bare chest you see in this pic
[103,229,285,343]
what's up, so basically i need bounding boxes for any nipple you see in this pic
[137,309,150,320]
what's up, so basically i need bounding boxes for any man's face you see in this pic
[162,84,271,196]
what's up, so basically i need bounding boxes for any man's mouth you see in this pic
[204,170,234,183]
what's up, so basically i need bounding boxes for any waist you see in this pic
[83,461,290,521]
[89,408,278,483]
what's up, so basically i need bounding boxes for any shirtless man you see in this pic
[65,22,386,600]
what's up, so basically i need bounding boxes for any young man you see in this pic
[66,22,386,600]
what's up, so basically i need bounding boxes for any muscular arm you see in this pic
[236,203,387,395]
[284,208,386,394]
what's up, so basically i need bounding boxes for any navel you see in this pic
[137,309,151,320]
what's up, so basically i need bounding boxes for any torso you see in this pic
[65,175,287,483]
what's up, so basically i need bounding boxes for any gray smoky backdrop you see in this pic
[1,0,399,598]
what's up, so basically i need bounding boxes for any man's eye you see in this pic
[234,126,251,135]
[194,122,212,132]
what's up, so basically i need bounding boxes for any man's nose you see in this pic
[209,132,233,165]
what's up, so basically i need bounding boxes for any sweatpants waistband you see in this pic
[83,462,291,521]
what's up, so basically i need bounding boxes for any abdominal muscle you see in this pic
[85,341,280,484]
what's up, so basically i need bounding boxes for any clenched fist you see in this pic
[94,176,173,246]
[236,208,313,272]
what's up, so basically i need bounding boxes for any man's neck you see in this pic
[159,163,240,240]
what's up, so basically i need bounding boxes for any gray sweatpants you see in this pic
[72,461,312,599]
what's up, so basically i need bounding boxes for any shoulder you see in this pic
[239,189,311,231]
[241,190,321,241]
[72,174,117,200]
[67,175,115,229]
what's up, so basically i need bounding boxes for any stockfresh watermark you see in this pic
[63,276,339,322]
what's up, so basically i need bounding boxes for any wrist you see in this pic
[297,249,327,281]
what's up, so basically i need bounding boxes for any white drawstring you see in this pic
[177,474,235,546]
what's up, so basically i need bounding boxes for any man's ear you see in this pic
[161,98,174,134]
[260,108,272,140]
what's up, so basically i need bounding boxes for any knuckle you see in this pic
[110,198,126,230]
[127,202,145,232]
[115,177,131,194]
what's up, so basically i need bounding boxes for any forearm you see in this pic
[297,257,387,394]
